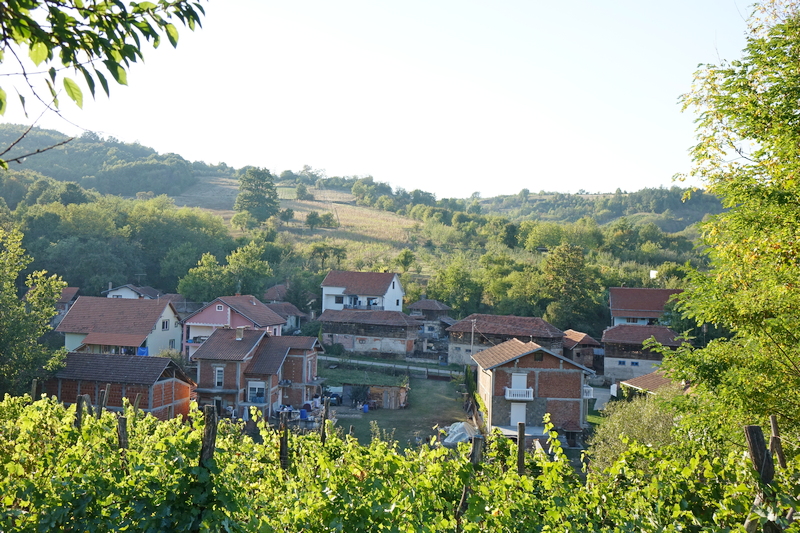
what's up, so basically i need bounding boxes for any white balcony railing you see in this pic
[583,386,594,399]
[504,387,534,401]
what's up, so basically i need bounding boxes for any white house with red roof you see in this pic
[609,287,682,326]
[102,284,165,300]
[56,296,181,356]
[320,270,404,312]
[182,295,287,360]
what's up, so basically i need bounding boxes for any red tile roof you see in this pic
[191,328,267,361]
[265,302,308,320]
[321,270,399,296]
[471,338,592,373]
[446,314,563,339]
[58,287,80,304]
[215,295,286,327]
[56,296,175,336]
[56,353,194,386]
[620,370,677,393]
[609,288,682,318]
[601,324,682,347]
[245,336,320,376]
[408,299,451,311]
[319,309,422,327]
[264,283,288,302]
[562,329,601,350]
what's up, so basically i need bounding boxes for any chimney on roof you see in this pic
[108,281,113,291]
[236,326,245,341]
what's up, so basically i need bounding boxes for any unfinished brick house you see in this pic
[562,329,602,372]
[192,327,323,419]
[473,338,594,438]
[182,295,286,360]
[601,324,683,381]
[318,309,421,356]
[45,353,194,420]
[447,314,564,366]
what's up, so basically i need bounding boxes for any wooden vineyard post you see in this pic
[321,397,330,446]
[743,425,780,533]
[74,395,85,429]
[456,435,484,527]
[117,416,129,449]
[96,384,110,419]
[199,405,218,468]
[133,393,142,412]
[279,411,290,471]
[769,415,787,469]
[30,378,38,402]
[517,422,526,475]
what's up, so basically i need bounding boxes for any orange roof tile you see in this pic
[562,329,600,349]
[447,314,563,339]
[609,288,682,318]
[601,324,682,347]
[56,296,175,336]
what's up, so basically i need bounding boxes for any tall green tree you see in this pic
[0,228,65,396]
[668,0,800,445]
[234,168,279,223]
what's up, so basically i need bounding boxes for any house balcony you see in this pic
[504,387,534,401]
[343,304,384,311]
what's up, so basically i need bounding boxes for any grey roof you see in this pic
[408,299,451,311]
[245,336,321,376]
[447,314,563,339]
[55,353,194,385]
[319,309,422,327]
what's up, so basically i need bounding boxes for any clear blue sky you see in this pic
[1,1,751,198]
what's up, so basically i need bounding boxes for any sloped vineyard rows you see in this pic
[0,395,794,532]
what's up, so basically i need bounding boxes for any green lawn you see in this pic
[330,377,469,449]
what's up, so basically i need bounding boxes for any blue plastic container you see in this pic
[363,404,369,413]
[299,409,308,420]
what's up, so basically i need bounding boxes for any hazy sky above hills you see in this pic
[1,1,749,198]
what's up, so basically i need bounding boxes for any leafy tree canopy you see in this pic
[234,167,279,223]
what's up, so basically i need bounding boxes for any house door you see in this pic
[510,403,526,426]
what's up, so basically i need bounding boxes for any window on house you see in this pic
[427,326,435,332]
[216,304,224,311]
[169,339,175,349]
[112,294,122,298]
[392,281,395,289]
[335,296,344,304]
[162,320,170,330]
[174,320,180,328]
[273,327,278,336]
[618,361,626,365]
[626,317,639,324]
[534,352,544,362]
[396,299,400,306]
[248,381,266,403]
[631,361,640,366]
[215,367,224,387]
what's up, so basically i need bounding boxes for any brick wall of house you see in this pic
[537,371,582,399]
[198,360,242,390]
[545,399,581,428]
[283,356,304,382]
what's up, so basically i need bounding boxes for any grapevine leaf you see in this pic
[63,78,83,108]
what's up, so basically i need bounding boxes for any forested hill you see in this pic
[0,124,236,198]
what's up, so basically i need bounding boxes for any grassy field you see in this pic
[329,377,469,449]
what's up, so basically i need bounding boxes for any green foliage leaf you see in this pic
[0,87,6,116]
[28,42,48,65]
[165,23,179,47]
[63,77,83,108]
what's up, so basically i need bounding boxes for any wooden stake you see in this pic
[769,415,787,469]
[469,435,483,465]
[74,395,85,429]
[517,422,526,475]
[279,411,289,470]
[743,425,779,533]
[117,416,129,449]
[199,405,218,468]
[133,393,142,412]
[30,378,38,402]
[321,397,330,446]
[349,425,355,437]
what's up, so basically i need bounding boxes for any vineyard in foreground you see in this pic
[0,395,795,532]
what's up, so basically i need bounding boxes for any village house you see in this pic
[562,329,602,372]
[182,295,286,360]
[601,324,683,381]
[609,287,682,326]
[447,314,564,366]
[191,327,323,419]
[44,353,194,420]
[52,286,80,327]
[473,338,594,441]
[320,270,404,312]
[56,296,182,356]
[102,284,165,299]
[407,298,454,339]
[263,283,288,303]
[319,309,421,356]
[265,301,308,333]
